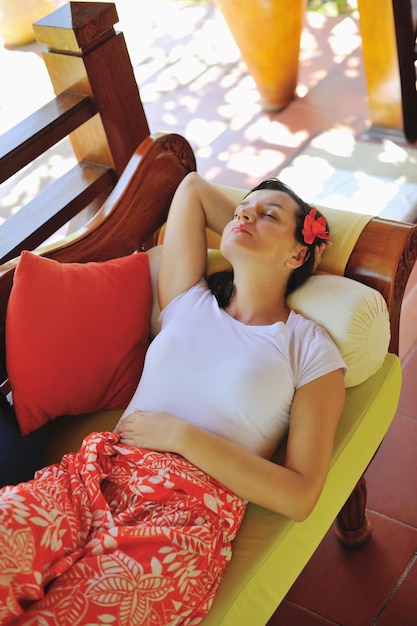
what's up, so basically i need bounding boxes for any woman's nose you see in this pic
[237,207,254,222]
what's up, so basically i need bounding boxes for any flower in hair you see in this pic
[302,208,329,245]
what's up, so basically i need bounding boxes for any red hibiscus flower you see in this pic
[302,208,330,245]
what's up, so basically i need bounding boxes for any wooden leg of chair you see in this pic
[335,476,372,548]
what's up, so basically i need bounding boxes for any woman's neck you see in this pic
[224,273,289,326]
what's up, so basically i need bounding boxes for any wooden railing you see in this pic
[0,1,150,264]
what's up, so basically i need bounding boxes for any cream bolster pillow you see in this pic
[287,273,390,388]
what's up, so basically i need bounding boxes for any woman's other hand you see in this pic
[114,410,184,453]
[313,241,331,273]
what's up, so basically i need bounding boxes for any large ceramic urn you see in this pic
[217,0,307,110]
[0,0,56,46]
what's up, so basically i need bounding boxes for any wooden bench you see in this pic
[1,2,417,623]
[1,129,416,622]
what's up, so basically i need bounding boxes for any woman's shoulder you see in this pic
[287,310,341,356]
[159,279,213,320]
[287,309,327,336]
[287,310,346,386]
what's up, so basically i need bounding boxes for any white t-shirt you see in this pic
[126,281,345,459]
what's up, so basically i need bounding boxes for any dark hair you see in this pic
[208,178,329,307]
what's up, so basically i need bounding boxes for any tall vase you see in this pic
[217,0,307,111]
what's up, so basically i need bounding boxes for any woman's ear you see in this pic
[287,245,308,269]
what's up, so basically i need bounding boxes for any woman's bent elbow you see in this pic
[291,504,315,523]
[285,490,322,522]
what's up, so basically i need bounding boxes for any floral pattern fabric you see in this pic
[0,432,246,625]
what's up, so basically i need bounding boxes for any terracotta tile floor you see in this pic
[1,1,417,624]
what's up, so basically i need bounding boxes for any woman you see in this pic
[0,175,345,625]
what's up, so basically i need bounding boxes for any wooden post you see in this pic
[335,476,372,548]
[391,0,417,142]
[357,0,417,141]
[357,0,403,134]
[33,2,150,177]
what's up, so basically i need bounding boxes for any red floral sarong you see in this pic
[0,432,246,625]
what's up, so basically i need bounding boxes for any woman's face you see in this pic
[220,189,306,270]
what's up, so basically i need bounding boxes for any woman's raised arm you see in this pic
[158,172,236,310]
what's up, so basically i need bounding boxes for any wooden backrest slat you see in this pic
[0,162,115,265]
[0,92,95,183]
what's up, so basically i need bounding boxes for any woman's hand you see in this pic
[114,410,185,452]
[313,241,331,273]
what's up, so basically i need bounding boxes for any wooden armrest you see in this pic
[345,217,417,354]
[35,132,196,263]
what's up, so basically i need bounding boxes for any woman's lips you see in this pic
[232,225,252,235]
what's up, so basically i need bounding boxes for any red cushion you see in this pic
[6,251,152,435]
